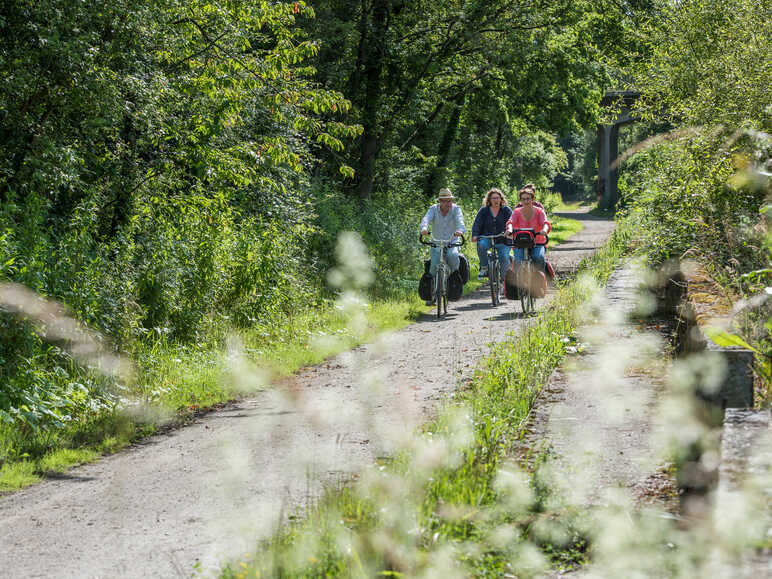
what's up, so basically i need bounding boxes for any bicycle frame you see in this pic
[419,234,466,317]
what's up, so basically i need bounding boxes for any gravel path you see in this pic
[0,211,615,578]
[519,262,675,508]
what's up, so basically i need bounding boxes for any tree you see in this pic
[634,0,772,131]
[305,0,632,200]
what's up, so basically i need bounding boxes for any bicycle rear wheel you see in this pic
[489,257,500,306]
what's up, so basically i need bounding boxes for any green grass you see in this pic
[553,200,587,212]
[0,461,40,492]
[0,413,144,493]
[239,296,424,378]
[38,448,99,474]
[0,449,101,493]
[550,217,583,245]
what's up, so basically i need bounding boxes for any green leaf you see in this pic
[704,327,755,351]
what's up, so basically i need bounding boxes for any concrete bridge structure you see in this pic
[598,90,640,209]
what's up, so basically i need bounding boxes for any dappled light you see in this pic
[1,0,770,576]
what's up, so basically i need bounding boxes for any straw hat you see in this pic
[437,188,455,201]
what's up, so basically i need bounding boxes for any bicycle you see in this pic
[477,233,510,306]
[419,233,466,318]
[507,228,548,314]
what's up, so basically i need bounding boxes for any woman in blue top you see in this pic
[471,188,512,282]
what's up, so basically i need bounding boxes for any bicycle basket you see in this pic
[512,231,534,248]
[504,269,518,300]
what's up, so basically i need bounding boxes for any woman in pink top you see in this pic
[506,184,550,273]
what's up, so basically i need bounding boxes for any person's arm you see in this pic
[454,205,466,237]
[471,207,484,241]
[506,208,519,235]
[420,206,434,236]
[498,207,512,236]
[537,208,550,235]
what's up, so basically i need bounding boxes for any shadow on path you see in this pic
[554,209,616,221]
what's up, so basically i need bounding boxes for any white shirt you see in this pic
[420,203,466,241]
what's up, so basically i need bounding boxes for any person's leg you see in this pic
[429,247,441,276]
[426,247,441,304]
[512,248,525,269]
[446,246,460,272]
[476,237,491,277]
[531,245,546,272]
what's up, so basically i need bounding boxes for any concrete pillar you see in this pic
[609,124,620,208]
[598,125,613,208]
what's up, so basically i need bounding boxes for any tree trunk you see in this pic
[423,93,465,198]
[104,112,137,239]
[346,0,369,99]
[354,0,389,200]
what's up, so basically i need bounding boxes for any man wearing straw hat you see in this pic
[419,188,467,305]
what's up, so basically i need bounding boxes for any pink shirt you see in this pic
[508,207,549,233]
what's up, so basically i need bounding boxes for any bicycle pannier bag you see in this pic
[418,272,433,301]
[504,269,518,300]
[531,270,547,298]
[424,259,431,274]
[458,254,469,285]
[448,270,463,301]
[545,260,555,280]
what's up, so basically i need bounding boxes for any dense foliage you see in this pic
[304,0,630,198]
[0,0,627,457]
[619,0,772,395]
[0,0,355,454]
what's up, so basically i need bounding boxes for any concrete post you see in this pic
[598,125,613,208]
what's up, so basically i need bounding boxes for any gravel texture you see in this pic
[517,263,675,506]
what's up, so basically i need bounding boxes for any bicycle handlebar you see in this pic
[419,233,466,247]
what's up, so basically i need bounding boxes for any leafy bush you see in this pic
[310,185,425,298]
[0,313,116,462]
[619,131,768,280]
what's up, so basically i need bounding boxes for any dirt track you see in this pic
[0,210,615,578]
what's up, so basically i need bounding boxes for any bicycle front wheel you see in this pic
[520,262,532,314]
[489,258,500,306]
[436,268,445,317]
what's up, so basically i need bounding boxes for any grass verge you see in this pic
[0,294,427,492]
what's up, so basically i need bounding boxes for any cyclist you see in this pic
[471,187,512,285]
[420,188,466,305]
[506,185,550,274]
